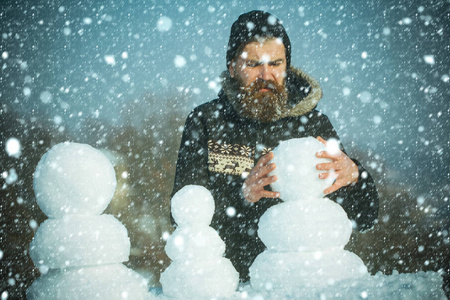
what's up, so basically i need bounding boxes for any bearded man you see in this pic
[171,10,379,282]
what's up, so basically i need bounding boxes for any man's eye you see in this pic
[246,62,259,67]
[270,61,283,66]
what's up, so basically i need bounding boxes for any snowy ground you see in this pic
[150,271,446,300]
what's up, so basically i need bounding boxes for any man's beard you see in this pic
[235,78,288,123]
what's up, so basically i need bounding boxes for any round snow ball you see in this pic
[270,137,335,200]
[171,185,215,226]
[33,142,117,218]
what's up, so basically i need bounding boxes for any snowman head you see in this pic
[33,142,117,218]
[270,137,336,201]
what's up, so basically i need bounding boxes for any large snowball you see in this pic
[26,264,150,300]
[165,226,225,261]
[160,257,239,299]
[30,214,130,269]
[257,199,352,251]
[33,142,117,218]
[270,137,335,200]
[250,250,368,292]
[171,185,215,226]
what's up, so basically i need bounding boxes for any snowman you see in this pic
[160,185,239,299]
[27,142,151,300]
[249,137,368,293]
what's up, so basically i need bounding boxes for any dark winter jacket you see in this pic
[171,67,379,281]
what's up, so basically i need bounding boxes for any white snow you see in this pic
[104,55,116,66]
[161,185,239,299]
[358,91,372,103]
[63,27,71,36]
[243,137,445,298]
[164,226,225,261]
[257,199,352,252]
[4,168,18,184]
[39,91,52,103]
[28,142,150,300]
[161,257,238,299]
[170,185,215,227]
[5,137,21,158]
[423,55,435,65]
[23,87,31,97]
[251,250,368,291]
[270,137,335,200]
[26,142,446,300]
[251,137,367,293]
[156,16,173,32]
[174,55,186,68]
[83,17,93,25]
[33,142,117,218]
[27,264,149,300]
[373,115,382,125]
[29,214,130,269]
[343,87,351,96]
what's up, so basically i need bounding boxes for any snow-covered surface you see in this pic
[27,264,150,300]
[152,271,446,299]
[250,250,368,292]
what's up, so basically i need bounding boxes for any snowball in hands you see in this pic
[270,137,335,199]
[33,142,117,218]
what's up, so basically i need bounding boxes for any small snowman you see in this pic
[27,142,150,300]
[160,185,239,299]
[249,137,368,293]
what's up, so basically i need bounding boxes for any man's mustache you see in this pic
[242,79,283,94]
[251,79,278,90]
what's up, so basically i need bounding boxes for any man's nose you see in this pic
[259,64,272,81]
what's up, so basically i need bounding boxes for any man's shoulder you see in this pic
[189,97,228,117]
[301,109,330,121]
[194,98,222,110]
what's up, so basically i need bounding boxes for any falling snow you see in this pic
[1,0,449,298]
[157,16,173,32]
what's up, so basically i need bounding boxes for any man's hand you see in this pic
[242,152,280,203]
[316,136,359,195]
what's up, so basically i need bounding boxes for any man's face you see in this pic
[229,38,287,89]
[227,38,288,122]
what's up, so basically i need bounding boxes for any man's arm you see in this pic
[171,109,210,225]
[314,116,379,231]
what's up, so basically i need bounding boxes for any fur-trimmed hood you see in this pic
[221,66,323,121]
